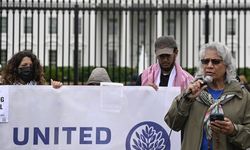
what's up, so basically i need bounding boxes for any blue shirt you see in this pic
[200,88,224,150]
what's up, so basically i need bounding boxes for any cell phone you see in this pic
[209,113,224,121]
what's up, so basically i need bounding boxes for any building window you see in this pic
[49,17,57,34]
[78,50,81,66]
[0,49,7,65]
[203,18,211,35]
[108,49,117,66]
[73,17,81,34]
[49,50,57,65]
[24,17,32,34]
[108,18,118,35]
[139,18,145,34]
[227,18,236,35]
[138,18,146,43]
[0,17,7,34]
[165,19,175,36]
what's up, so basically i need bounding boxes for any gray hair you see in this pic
[196,42,236,83]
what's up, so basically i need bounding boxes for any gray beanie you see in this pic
[86,68,111,85]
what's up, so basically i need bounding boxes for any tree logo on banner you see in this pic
[126,121,170,150]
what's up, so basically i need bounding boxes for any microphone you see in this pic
[196,75,213,86]
[184,75,213,97]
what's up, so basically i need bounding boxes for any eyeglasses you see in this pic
[201,58,223,65]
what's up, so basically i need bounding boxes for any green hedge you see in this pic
[44,66,250,84]
[44,66,138,84]
[185,67,250,82]
[237,68,250,82]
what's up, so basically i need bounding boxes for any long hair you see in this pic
[1,51,46,85]
[196,42,236,83]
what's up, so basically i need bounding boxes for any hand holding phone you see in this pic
[210,113,224,121]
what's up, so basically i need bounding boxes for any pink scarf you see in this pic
[141,63,194,91]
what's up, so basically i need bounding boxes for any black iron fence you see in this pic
[1,0,250,85]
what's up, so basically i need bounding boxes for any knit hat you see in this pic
[86,68,111,85]
[155,36,177,57]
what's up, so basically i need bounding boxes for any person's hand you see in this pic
[146,82,158,91]
[210,117,237,136]
[185,79,207,99]
[51,79,63,89]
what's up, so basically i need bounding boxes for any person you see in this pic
[136,35,194,91]
[86,67,111,85]
[164,42,250,150]
[1,50,62,88]
[238,75,250,92]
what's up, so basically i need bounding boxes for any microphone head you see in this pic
[204,76,213,84]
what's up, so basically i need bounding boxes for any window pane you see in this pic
[0,17,7,33]
[203,18,210,35]
[108,49,116,66]
[139,18,145,34]
[0,50,7,65]
[108,18,117,35]
[49,17,57,34]
[165,19,175,36]
[227,18,236,35]
[138,18,145,43]
[24,17,32,34]
[49,50,57,65]
[73,17,81,34]
[78,50,81,66]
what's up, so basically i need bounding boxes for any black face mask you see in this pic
[17,67,34,83]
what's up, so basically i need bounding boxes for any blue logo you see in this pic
[126,121,170,150]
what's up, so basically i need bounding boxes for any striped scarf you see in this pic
[203,95,224,140]
[200,90,235,140]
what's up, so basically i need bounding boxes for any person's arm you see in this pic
[136,73,159,90]
[227,90,250,149]
[165,78,206,131]
[164,92,194,131]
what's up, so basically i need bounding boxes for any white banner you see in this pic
[0,86,181,150]
[0,86,9,123]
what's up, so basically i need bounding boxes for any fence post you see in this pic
[205,4,209,43]
[74,4,79,85]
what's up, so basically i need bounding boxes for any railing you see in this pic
[1,0,250,85]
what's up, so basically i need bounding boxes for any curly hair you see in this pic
[196,42,236,84]
[1,51,46,85]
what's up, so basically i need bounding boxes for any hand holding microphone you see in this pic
[168,76,213,137]
[184,76,213,99]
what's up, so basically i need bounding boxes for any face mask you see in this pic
[17,67,34,83]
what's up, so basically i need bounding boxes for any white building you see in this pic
[1,0,249,73]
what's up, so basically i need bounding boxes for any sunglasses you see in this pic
[201,58,223,65]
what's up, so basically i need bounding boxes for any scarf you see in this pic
[141,63,193,91]
[200,90,235,140]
